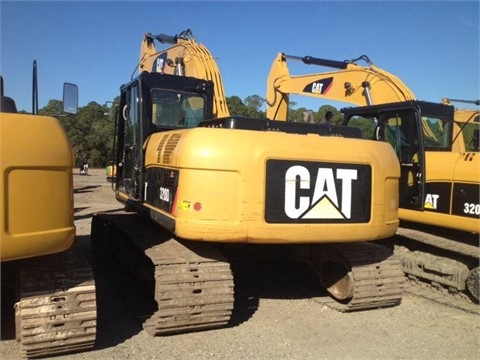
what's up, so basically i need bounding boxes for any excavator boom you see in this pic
[266,53,415,120]
[138,29,229,118]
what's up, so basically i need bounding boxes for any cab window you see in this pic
[421,116,452,150]
[151,89,205,129]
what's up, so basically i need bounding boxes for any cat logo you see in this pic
[285,166,357,219]
[424,193,440,210]
[153,53,168,73]
[303,77,334,95]
[265,160,371,224]
[311,82,325,94]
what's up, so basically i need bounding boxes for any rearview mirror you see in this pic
[63,82,78,114]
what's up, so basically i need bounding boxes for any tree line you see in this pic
[32,94,478,170]
[34,95,342,168]
[31,95,341,168]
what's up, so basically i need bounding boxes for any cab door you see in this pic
[379,107,425,209]
[116,81,143,200]
[342,103,426,210]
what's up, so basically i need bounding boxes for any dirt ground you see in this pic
[1,168,479,360]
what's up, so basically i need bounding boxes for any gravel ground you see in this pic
[1,168,479,360]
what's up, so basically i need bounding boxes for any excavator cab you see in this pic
[114,71,214,202]
[343,100,456,210]
[341,101,450,209]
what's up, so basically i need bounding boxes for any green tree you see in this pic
[316,105,341,124]
[288,106,308,122]
[38,99,64,117]
[244,95,266,118]
[347,116,376,140]
[226,96,249,116]
[74,102,115,167]
[227,95,266,118]
[39,100,115,168]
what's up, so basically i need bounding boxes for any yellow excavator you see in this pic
[0,62,96,358]
[91,29,417,336]
[266,53,479,303]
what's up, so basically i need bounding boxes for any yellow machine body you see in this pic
[0,112,75,261]
[400,104,479,233]
[115,126,400,243]
[400,150,479,233]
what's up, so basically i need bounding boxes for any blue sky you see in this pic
[1,1,479,113]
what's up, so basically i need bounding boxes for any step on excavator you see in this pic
[266,53,479,306]
[90,29,413,336]
[0,63,97,358]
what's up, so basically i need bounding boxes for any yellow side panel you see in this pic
[176,169,241,223]
[7,169,73,233]
[142,128,400,244]
[400,151,480,233]
[425,152,455,182]
[453,152,479,185]
[1,113,75,261]
[400,208,480,234]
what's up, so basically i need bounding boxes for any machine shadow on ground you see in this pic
[88,251,324,350]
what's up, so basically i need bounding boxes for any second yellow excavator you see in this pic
[1,63,97,358]
[265,53,479,304]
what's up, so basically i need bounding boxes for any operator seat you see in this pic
[0,96,18,113]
